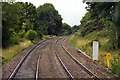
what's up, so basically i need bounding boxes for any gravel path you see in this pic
[2,37,118,79]
[39,38,68,78]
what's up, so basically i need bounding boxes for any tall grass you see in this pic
[2,40,32,65]
[70,31,120,77]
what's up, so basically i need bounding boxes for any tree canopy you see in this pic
[80,2,120,49]
[37,3,62,35]
[2,2,72,48]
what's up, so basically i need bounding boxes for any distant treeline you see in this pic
[2,2,79,48]
[80,2,120,50]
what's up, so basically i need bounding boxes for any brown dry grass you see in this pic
[2,40,32,62]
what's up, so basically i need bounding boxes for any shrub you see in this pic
[111,58,120,78]
[25,29,37,42]
[18,30,26,38]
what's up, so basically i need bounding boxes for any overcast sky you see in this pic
[16,0,87,26]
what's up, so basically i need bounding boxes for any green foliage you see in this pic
[80,12,104,37]
[111,58,120,77]
[2,2,38,48]
[18,30,26,39]
[37,3,62,35]
[104,20,117,50]
[72,25,80,33]
[2,40,32,65]
[25,29,37,42]
[22,21,34,32]
[81,19,104,37]
[11,33,20,45]
[70,31,120,77]
[114,2,120,25]
[84,2,120,48]
[2,2,20,47]
[60,23,72,35]
[114,2,120,48]
[85,2,115,20]
[80,12,92,27]
[80,2,120,76]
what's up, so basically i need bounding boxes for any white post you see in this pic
[92,41,99,61]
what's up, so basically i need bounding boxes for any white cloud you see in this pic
[16,0,87,26]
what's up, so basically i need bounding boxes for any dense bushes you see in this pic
[2,2,69,48]
[81,20,104,37]
[111,58,120,77]
[25,29,37,42]
[2,2,38,48]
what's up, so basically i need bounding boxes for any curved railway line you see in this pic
[35,41,49,80]
[54,37,99,79]
[2,37,118,80]
[64,37,118,79]
[7,40,48,80]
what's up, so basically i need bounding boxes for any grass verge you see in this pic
[2,40,32,65]
[1,35,56,66]
[69,31,120,77]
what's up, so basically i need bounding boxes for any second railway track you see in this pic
[54,37,99,79]
[64,37,119,79]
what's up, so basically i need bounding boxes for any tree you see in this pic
[72,25,80,33]
[25,29,37,42]
[84,2,120,48]
[114,2,120,48]
[37,3,62,35]
[2,2,38,47]
[85,2,115,20]
[60,23,72,35]
[2,2,20,47]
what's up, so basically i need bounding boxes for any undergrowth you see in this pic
[70,31,120,78]
[2,40,32,65]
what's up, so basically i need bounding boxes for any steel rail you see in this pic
[76,47,119,79]
[35,55,40,80]
[35,42,49,80]
[76,48,91,59]
[62,45,100,80]
[54,37,74,79]
[8,40,46,80]
[55,50,74,80]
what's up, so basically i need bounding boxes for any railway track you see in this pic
[76,48,119,79]
[7,40,48,80]
[37,37,68,78]
[62,45,99,79]
[2,37,118,79]
[55,50,74,79]
[62,37,119,79]
[35,41,49,80]
[54,37,100,79]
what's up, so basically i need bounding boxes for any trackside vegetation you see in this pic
[2,40,32,65]
[2,1,120,77]
[70,31,120,77]
[2,2,78,65]
[70,1,120,77]
[2,2,77,48]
